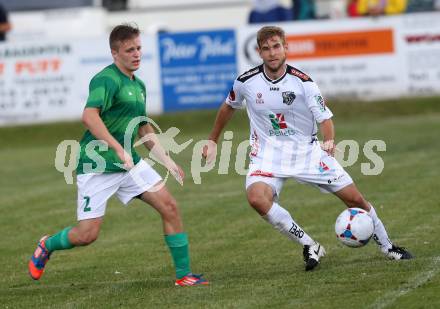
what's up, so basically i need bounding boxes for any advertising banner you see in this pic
[238,12,440,100]
[399,12,440,97]
[159,29,237,112]
[0,40,82,125]
[0,34,160,126]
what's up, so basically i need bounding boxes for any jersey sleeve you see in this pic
[303,81,333,123]
[225,79,245,109]
[85,75,118,113]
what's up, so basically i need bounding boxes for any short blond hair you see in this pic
[256,26,286,48]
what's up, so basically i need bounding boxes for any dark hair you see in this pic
[257,26,286,48]
[109,23,140,51]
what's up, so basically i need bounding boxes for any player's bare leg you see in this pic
[139,184,183,234]
[332,183,369,210]
[334,183,413,260]
[246,181,274,215]
[68,218,103,245]
[247,181,325,271]
[139,182,208,286]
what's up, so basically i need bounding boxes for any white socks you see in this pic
[368,204,393,253]
[263,202,315,246]
[262,202,392,252]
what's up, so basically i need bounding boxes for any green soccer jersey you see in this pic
[77,63,148,174]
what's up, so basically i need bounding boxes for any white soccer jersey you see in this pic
[226,64,333,176]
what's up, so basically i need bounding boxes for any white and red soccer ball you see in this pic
[335,208,374,248]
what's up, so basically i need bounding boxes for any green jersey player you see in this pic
[28,24,208,286]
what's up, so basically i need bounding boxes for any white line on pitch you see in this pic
[370,256,440,309]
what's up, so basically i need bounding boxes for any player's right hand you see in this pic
[116,148,134,170]
[321,139,336,157]
[202,141,217,164]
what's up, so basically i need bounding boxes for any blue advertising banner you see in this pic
[159,30,237,112]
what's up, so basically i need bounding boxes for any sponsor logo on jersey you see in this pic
[240,67,260,79]
[318,161,330,173]
[314,95,326,112]
[256,92,264,104]
[270,86,279,91]
[282,91,296,105]
[291,68,310,81]
[268,113,295,136]
[228,88,236,101]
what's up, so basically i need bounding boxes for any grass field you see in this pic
[1,97,440,308]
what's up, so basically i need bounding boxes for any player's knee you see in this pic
[161,198,179,220]
[247,192,271,211]
[78,229,99,245]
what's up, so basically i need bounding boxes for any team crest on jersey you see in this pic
[256,92,264,104]
[282,91,296,105]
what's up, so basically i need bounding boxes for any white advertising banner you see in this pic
[8,8,106,42]
[0,40,82,125]
[400,13,440,96]
[238,12,440,101]
[0,34,161,126]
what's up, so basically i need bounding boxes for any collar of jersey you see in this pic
[111,63,137,82]
[262,64,287,84]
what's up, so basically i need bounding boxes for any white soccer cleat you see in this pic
[303,242,326,271]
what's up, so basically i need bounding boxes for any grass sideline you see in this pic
[1,98,440,308]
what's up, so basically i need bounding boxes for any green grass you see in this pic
[1,97,440,308]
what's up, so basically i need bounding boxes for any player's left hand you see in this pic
[321,139,336,157]
[168,162,185,186]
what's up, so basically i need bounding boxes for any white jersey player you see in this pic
[204,26,412,271]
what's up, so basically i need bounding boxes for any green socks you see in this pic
[165,233,191,279]
[45,227,74,252]
[44,229,191,279]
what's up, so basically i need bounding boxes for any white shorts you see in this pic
[246,149,353,199]
[76,160,162,221]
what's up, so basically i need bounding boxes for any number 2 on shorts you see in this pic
[83,196,91,212]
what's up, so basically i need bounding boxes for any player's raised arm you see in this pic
[204,77,245,160]
[82,107,134,169]
[207,102,236,143]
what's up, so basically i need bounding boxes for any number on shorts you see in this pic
[83,196,91,212]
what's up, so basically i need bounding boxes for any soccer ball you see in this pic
[335,208,374,247]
